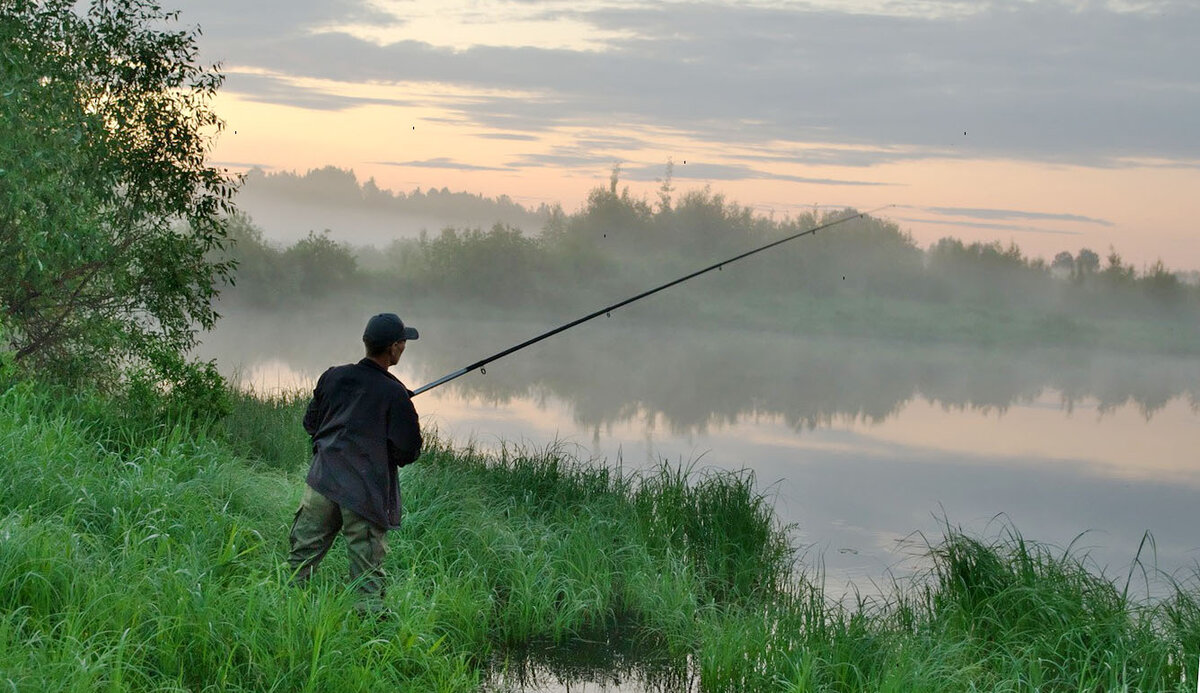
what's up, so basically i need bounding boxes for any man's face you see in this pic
[389,340,407,365]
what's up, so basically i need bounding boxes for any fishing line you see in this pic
[411,204,894,397]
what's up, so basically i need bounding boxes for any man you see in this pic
[287,312,423,610]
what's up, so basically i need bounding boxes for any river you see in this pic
[197,304,1200,600]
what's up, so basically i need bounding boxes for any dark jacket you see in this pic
[303,358,422,529]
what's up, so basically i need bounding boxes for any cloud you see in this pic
[738,146,941,168]
[622,162,891,186]
[574,134,652,151]
[474,132,541,141]
[191,1,1200,166]
[503,137,646,169]
[897,216,1084,236]
[923,207,1115,226]
[507,151,625,169]
[222,72,416,111]
[177,0,393,44]
[373,158,513,172]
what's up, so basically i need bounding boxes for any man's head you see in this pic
[363,313,419,366]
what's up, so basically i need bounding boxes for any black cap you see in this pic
[363,313,419,347]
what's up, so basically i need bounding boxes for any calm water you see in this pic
[199,305,1200,593]
[198,305,1200,691]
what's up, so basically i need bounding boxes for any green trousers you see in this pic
[287,485,389,605]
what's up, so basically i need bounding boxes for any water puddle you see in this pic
[484,637,697,693]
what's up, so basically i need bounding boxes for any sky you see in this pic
[175,0,1200,269]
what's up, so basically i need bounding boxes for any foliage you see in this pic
[286,230,358,297]
[1076,247,1102,276]
[415,223,544,301]
[0,347,15,393]
[1052,250,1074,274]
[218,172,1198,351]
[570,166,655,249]
[0,0,237,392]
[1141,259,1183,304]
[242,165,548,226]
[218,213,290,308]
[124,345,232,425]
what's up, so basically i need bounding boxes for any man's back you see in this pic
[287,312,422,611]
[304,358,421,529]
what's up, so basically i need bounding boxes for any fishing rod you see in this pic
[411,204,893,397]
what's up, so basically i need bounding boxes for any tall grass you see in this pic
[2,377,1199,691]
[219,387,311,471]
[0,380,475,691]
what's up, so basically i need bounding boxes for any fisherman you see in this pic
[287,312,423,612]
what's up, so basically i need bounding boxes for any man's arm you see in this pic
[386,392,422,467]
[303,370,328,437]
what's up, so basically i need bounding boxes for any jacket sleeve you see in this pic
[303,370,327,437]
[386,391,422,467]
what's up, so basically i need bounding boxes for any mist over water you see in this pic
[198,303,1200,594]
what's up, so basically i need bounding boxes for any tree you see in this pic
[571,167,653,248]
[287,230,357,297]
[0,0,237,387]
[219,214,289,308]
[1075,248,1100,277]
[656,158,675,214]
[1101,247,1135,286]
[1051,251,1074,275]
[416,223,542,302]
[1140,260,1181,304]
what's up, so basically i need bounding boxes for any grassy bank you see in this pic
[2,381,1199,691]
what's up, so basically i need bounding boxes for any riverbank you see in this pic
[1,381,1197,691]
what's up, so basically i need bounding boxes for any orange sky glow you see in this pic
[182,0,1200,270]
[208,90,1200,270]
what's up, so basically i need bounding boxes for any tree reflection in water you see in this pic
[199,309,1200,436]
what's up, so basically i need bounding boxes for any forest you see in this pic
[222,167,1200,354]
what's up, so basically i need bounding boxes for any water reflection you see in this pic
[198,306,1200,436]
[485,637,696,693]
[196,306,1200,594]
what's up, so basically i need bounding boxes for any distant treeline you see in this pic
[238,166,548,229]
[219,173,1199,349]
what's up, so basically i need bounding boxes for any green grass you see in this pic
[2,377,1199,691]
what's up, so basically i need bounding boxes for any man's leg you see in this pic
[287,485,342,584]
[341,508,388,610]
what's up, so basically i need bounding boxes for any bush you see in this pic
[0,0,237,400]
